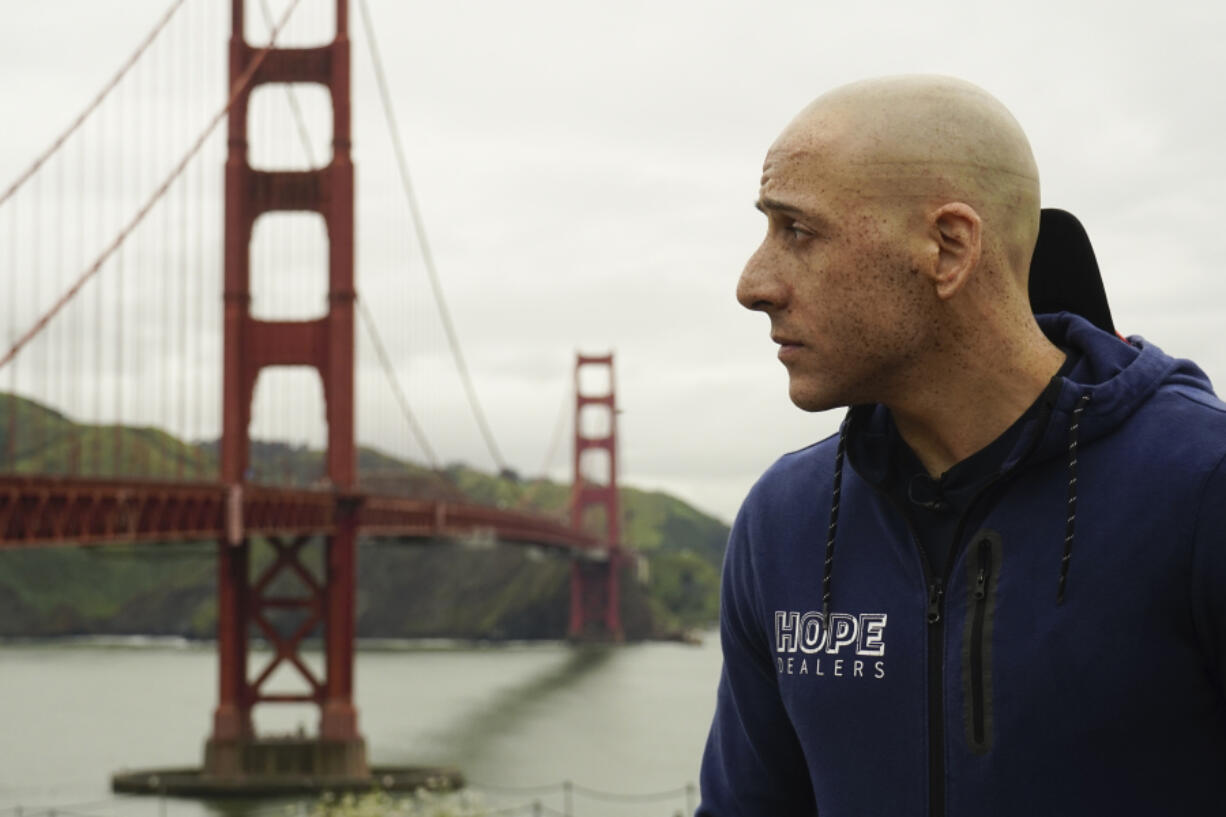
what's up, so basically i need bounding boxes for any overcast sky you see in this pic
[2,0,1226,524]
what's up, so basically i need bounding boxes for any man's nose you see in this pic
[737,243,786,312]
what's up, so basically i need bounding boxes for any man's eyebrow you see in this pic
[754,197,807,217]
[755,198,832,230]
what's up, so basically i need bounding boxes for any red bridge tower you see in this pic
[206,0,366,779]
[568,353,624,641]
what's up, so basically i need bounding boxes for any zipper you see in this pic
[969,538,993,747]
[925,576,944,817]
[927,579,944,624]
[923,484,1001,817]
[869,488,948,817]
[921,475,1009,817]
[870,471,1013,817]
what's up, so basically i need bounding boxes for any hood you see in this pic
[1029,311,1215,461]
[818,311,1218,613]
[844,311,1217,483]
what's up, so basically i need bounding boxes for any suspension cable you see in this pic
[0,0,190,210]
[0,0,305,373]
[539,378,571,478]
[514,378,572,515]
[357,299,439,469]
[355,0,510,473]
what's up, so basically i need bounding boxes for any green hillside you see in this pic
[0,393,727,641]
[0,393,214,479]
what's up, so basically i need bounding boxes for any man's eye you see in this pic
[786,222,814,240]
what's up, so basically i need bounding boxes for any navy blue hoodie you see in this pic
[698,313,1226,816]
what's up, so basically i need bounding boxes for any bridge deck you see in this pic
[0,476,602,553]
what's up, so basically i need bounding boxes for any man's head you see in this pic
[737,75,1041,411]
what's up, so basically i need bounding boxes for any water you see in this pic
[0,637,722,817]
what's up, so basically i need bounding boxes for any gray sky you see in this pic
[2,0,1226,524]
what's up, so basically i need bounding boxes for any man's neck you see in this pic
[887,326,1067,478]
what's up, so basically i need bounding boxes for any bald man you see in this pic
[698,77,1226,816]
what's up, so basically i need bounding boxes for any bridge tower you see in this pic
[568,353,624,641]
[206,0,366,779]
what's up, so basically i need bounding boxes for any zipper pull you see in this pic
[927,579,944,624]
[974,539,992,601]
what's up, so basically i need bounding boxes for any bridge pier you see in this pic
[204,737,366,780]
[211,536,252,745]
[203,527,368,782]
[568,553,624,641]
[321,522,359,743]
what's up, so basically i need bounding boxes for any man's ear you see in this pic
[928,202,981,300]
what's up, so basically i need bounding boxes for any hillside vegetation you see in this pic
[0,393,727,641]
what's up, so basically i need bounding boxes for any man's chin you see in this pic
[788,385,841,413]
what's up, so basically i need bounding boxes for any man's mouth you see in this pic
[772,335,804,361]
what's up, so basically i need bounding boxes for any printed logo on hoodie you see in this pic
[774,610,887,679]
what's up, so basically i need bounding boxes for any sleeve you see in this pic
[1191,449,1226,697]
[696,500,817,816]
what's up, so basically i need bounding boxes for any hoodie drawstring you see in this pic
[1058,392,1092,604]
[822,420,849,621]
[824,391,1092,616]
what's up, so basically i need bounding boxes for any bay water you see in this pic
[0,637,723,817]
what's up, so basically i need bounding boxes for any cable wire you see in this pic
[0,0,306,372]
[513,378,571,515]
[571,782,692,802]
[0,0,189,210]
[355,0,509,473]
[539,378,571,479]
[357,298,440,468]
[472,779,694,803]
[471,781,567,796]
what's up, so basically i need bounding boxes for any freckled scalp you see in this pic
[788,76,1038,173]
[770,75,1041,276]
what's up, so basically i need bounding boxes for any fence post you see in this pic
[686,782,697,815]
[563,780,573,817]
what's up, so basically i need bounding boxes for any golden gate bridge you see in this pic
[0,0,627,790]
